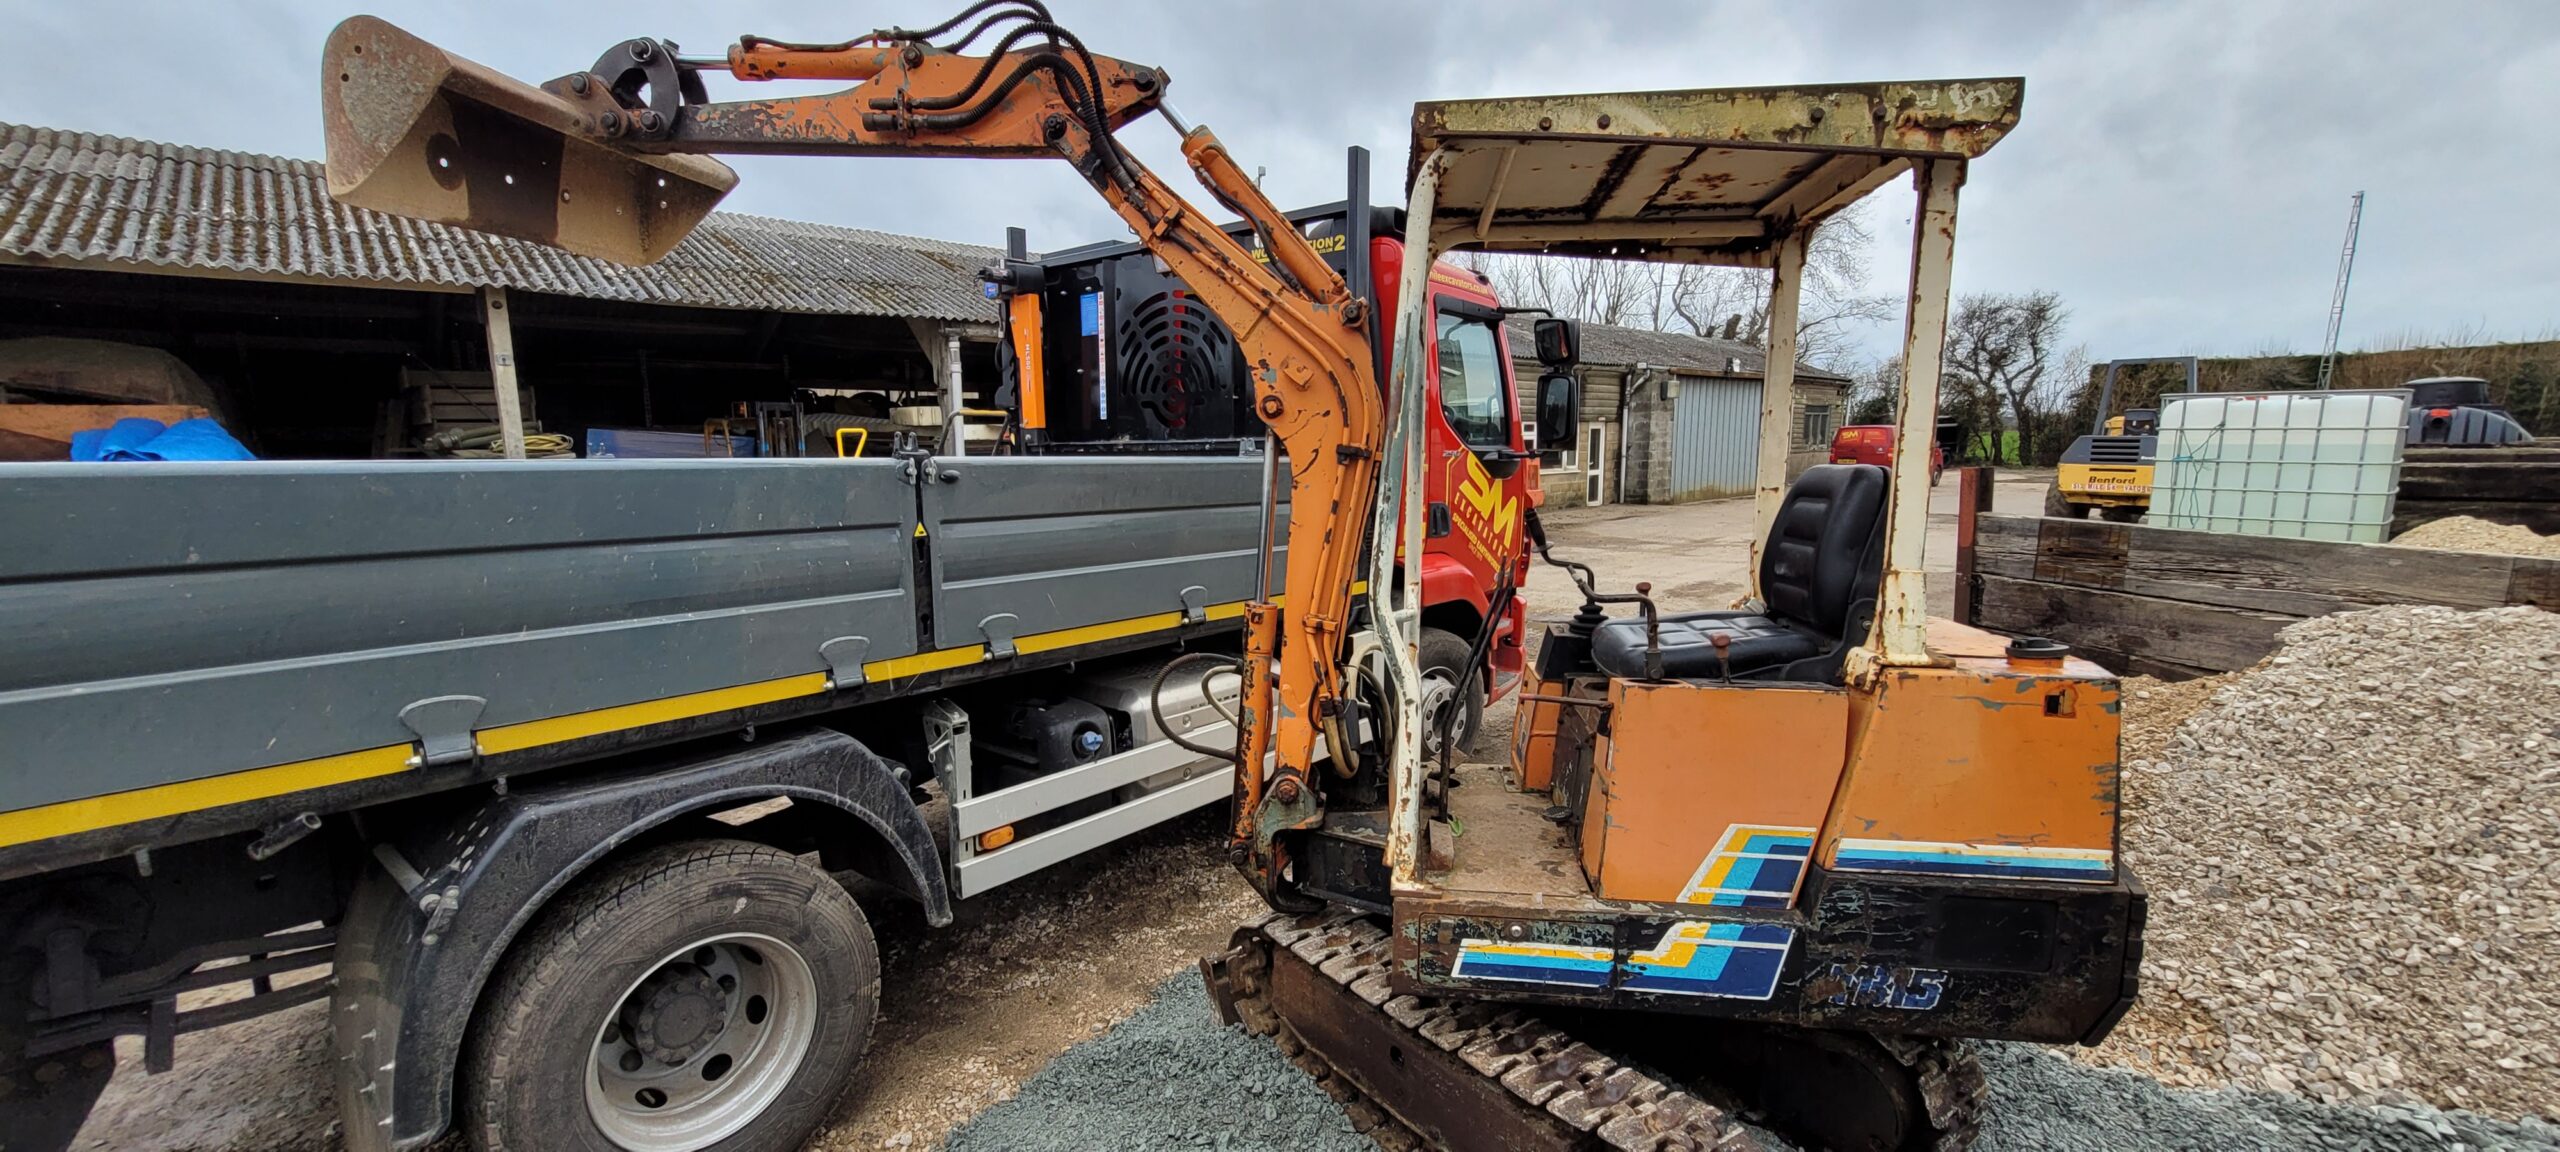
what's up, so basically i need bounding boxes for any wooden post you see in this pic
[479,286,527,460]
[1954,467,1984,625]
[1747,226,1810,603]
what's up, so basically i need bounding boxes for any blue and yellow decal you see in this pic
[1622,920,1795,1000]
[1678,824,1816,909]
[1449,938,1614,988]
[1832,838,2114,883]
[1450,919,1796,1000]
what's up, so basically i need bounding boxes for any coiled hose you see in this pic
[1150,651,1244,762]
[422,424,575,458]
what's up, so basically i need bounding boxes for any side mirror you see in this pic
[1536,373,1579,449]
[1533,318,1582,368]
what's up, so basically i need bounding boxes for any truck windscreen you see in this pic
[1435,312,1513,448]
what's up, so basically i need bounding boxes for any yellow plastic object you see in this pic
[834,426,870,458]
[979,825,1017,851]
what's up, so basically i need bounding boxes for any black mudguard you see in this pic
[332,727,945,1152]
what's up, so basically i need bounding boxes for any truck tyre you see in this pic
[1420,626,1486,753]
[2042,485,2089,519]
[459,840,878,1152]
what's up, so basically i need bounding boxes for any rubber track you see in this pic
[1876,1031,1989,1152]
[1225,910,1991,1152]
[1228,911,1763,1152]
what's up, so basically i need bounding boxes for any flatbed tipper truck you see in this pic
[0,452,1301,1148]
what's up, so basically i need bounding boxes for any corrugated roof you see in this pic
[1505,319,1848,382]
[0,123,1000,322]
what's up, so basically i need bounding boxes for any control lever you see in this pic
[1710,630,1733,684]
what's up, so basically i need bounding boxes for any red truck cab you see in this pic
[1362,229,1537,706]
[993,196,1546,739]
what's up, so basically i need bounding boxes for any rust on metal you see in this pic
[1870,156,1967,666]
[321,16,737,264]
[321,16,1166,264]
[1405,79,2019,267]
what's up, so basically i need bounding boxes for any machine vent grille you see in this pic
[2089,436,2147,463]
[1113,289,1236,434]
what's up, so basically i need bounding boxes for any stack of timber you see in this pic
[2392,445,2560,535]
[1965,513,2559,679]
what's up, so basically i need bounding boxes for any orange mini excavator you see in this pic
[321,8,2141,1147]
[1199,83,2148,1152]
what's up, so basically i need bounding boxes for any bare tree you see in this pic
[1654,202,1895,366]
[1942,291,2075,464]
[1844,356,1902,425]
[1458,201,1893,371]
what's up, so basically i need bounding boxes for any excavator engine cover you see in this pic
[321,16,737,264]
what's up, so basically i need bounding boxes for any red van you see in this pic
[1830,423,1944,485]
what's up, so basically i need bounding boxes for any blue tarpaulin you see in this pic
[68,418,255,462]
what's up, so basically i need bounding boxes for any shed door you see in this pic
[1670,377,1762,501]
[1583,424,1607,505]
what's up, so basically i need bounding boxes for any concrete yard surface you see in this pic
[1526,469,2052,618]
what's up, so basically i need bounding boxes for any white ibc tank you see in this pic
[2151,389,2410,542]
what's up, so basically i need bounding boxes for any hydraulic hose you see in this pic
[1150,651,1244,762]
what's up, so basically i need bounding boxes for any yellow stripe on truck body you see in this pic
[0,594,1294,850]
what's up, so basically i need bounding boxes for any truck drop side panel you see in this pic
[0,461,918,819]
[922,456,1288,652]
[0,455,1286,869]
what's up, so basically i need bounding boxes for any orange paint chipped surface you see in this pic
[1821,659,2122,869]
[1582,680,1850,904]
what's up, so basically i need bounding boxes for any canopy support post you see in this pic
[1746,226,1809,603]
[1867,157,1964,668]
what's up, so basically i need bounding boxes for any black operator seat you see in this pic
[1589,464,1890,684]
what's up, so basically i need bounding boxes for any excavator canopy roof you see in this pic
[1406,79,2022,267]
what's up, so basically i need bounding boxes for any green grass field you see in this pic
[1957,429,2023,465]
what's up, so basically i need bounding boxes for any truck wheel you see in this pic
[460,840,878,1152]
[2042,485,2090,519]
[1420,627,1485,753]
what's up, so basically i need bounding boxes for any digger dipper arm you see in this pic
[322,8,1381,893]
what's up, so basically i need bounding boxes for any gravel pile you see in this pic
[2087,604,2560,1121]
[2391,516,2560,558]
[943,971,1371,1152]
[956,972,2560,1151]
[1981,1043,2560,1151]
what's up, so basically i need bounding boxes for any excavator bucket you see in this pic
[320,16,736,264]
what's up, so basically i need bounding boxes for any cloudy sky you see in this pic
[5,1,2555,367]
